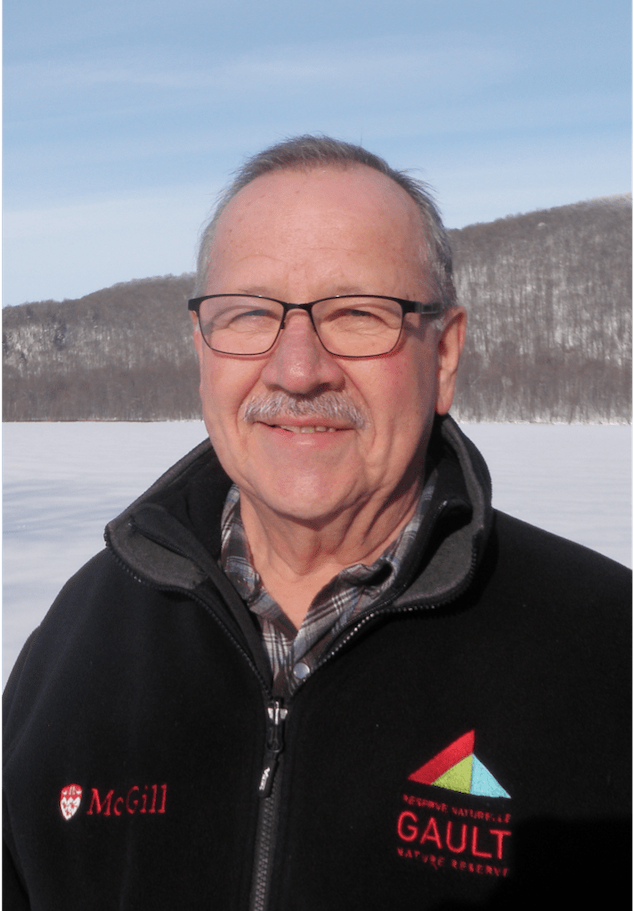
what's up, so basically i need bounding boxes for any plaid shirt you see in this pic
[220,477,435,697]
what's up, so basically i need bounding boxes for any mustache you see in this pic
[241,391,368,430]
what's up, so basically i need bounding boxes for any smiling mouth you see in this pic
[270,424,339,434]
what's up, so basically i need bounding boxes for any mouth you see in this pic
[271,424,337,433]
[266,423,340,434]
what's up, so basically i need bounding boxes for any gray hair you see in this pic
[194,134,457,313]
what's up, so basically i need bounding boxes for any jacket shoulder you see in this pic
[4,549,140,724]
[492,509,631,585]
[481,510,631,638]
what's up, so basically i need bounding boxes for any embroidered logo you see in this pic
[58,782,167,820]
[395,731,513,881]
[59,784,83,820]
[408,730,510,798]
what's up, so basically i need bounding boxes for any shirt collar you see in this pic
[219,474,437,609]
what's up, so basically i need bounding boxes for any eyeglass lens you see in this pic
[197,296,406,356]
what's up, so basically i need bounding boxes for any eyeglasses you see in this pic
[188,294,442,358]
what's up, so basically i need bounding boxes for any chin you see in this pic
[253,484,353,527]
[272,497,342,526]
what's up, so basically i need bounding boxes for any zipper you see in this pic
[249,699,288,911]
[258,700,288,798]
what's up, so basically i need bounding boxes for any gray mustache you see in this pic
[242,392,367,429]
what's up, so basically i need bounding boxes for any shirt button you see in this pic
[293,662,310,680]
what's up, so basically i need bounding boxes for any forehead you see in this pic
[205,165,429,294]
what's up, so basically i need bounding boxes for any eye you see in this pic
[204,299,282,334]
[335,308,383,329]
[324,299,403,333]
[226,307,278,329]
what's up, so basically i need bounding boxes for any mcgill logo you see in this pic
[59,783,167,820]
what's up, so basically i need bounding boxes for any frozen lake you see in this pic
[3,421,631,685]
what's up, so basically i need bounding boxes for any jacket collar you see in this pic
[391,414,493,609]
[105,414,493,610]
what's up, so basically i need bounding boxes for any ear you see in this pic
[191,311,204,365]
[435,306,466,415]
[190,311,207,406]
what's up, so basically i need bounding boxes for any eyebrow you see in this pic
[216,286,406,300]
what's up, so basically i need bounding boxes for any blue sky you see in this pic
[4,0,631,307]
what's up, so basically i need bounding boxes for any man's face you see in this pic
[193,165,465,527]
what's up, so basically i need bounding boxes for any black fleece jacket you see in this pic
[3,416,631,910]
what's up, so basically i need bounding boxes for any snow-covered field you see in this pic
[3,421,631,686]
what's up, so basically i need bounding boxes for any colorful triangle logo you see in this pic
[409,731,510,798]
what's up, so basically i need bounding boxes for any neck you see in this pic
[239,487,421,628]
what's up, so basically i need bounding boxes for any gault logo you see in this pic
[396,732,513,879]
[60,784,83,820]
[409,730,510,798]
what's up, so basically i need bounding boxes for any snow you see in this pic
[3,421,631,686]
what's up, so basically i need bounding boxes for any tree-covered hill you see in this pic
[3,195,631,422]
[451,195,631,421]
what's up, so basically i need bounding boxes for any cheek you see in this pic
[376,350,435,420]
[198,356,261,439]
[376,354,437,452]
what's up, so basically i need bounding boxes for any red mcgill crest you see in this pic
[60,784,83,820]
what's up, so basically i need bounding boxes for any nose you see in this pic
[259,310,345,394]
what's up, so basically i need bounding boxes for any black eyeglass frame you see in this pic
[188,293,443,358]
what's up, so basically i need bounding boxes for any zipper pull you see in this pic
[258,700,288,798]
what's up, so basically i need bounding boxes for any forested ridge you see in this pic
[3,195,631,422]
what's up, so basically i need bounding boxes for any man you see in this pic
[4,136,630,909]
